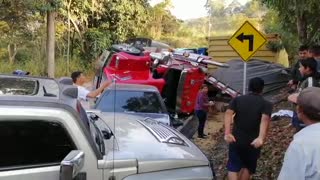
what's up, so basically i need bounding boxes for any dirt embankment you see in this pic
[193,101,295,180]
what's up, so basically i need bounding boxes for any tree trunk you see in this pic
[71,30,75,58]
[47,10,56,78]
[41,34,47,76]
[297,13,307,44]
[8,44,17,64]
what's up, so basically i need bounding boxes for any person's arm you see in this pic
[251,101,272,148]
[198,93,211,107]
[224,99,236,143]
[251,114,270,148]
[87,81,111,98]
[224,109,235,134]
[278,142,305,180]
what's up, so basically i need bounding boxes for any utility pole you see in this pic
[47,0,56,78]
[208,11,212,38]
[67,0,72,75]
[205,0,212,38]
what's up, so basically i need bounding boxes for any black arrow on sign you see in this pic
[236,33,254,51]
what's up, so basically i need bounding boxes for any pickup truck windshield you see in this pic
[96,90,164,113]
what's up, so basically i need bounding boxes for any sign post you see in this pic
[228,21,267,95]
[243,62,247,94]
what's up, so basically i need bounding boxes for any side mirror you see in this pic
[60,150,85,180]
[115,56,120,69]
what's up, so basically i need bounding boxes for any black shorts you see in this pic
[226,143,261,174]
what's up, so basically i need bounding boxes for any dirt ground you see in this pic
[191,110,225,156]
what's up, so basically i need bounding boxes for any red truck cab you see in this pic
[94,45,228,116]
[94,46,165,93]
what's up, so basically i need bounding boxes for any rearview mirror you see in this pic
[60,150,85,180]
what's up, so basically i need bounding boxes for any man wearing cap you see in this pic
[278,87,320,180]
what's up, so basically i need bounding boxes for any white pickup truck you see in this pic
[0,75,215,180]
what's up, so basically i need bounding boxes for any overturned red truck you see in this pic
[94,44,229,118]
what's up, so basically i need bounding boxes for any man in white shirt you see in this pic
[278,87,320,180]
[71,71,111,108]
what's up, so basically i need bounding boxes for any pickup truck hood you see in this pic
[98,112,209,172]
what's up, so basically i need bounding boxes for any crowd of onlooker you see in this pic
[288,45,320,93]
[208,45,320,180]
[276,45,320,179]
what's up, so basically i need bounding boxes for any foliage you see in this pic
[206,0,226,18]
[81,28,112,63]
[104,0,150,42]
[0,0,287,75]
[204,0,266,36]
[0,57,91,77]
[145,0,175,39]
[260,0,320,45]
[262,9,299,60]
[266,41,284,53]
[0,0,151,71]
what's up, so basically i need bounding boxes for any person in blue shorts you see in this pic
[224,77,273,180]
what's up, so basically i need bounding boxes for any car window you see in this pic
[96,90,164,113]
[0,78,38,95]
[0,120,76,169]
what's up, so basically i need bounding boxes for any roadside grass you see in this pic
[0,58,94,78]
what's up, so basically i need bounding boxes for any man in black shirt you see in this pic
[224,77,273,180]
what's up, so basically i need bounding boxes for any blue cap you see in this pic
[12,70,30,76]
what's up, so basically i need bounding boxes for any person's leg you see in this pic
[227,171,238,180]
[196,110,206,137]
[241,146,260,180]
[202,111,207,136]
[227,144,242,180]
[239,168,250,180]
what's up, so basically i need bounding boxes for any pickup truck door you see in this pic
[0,108,104,180]
[0,120,75,180]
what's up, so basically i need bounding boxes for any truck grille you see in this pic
[137,118,187,146]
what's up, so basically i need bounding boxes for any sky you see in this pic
[149,0,250,20]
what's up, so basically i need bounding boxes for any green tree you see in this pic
[145,0,173,39]
[260,0,320,44]
[0,0,36,64]
[103,0,150,42]
[206,0,226,17]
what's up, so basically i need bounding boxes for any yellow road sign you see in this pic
[228,21,267,62]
